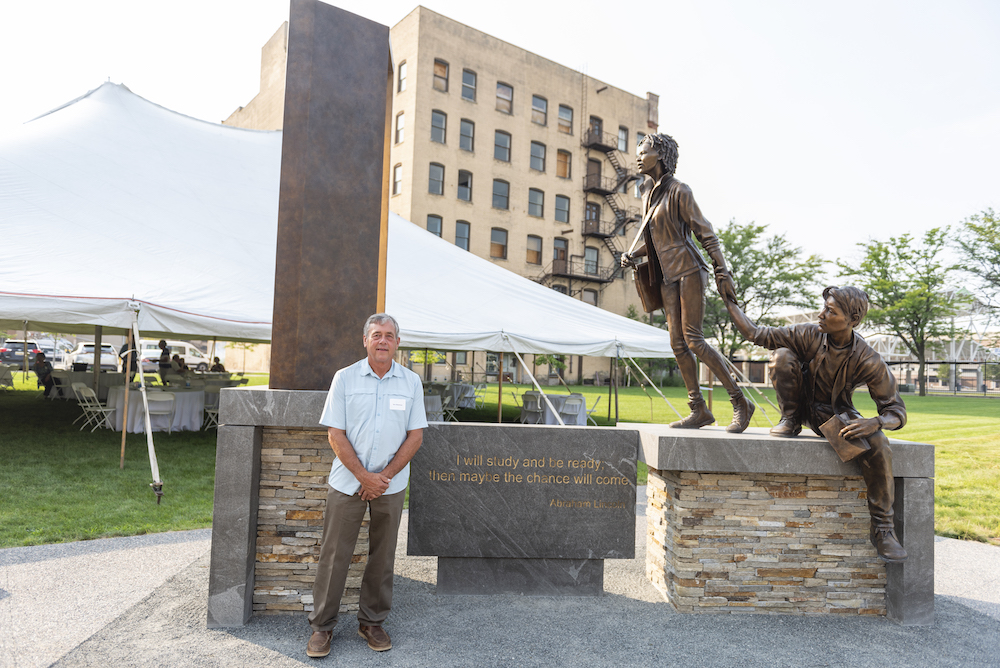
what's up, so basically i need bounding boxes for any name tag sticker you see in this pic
[389,398,406,411]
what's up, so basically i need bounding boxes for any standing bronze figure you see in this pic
[722,286,908,562]
[621,133,753,433]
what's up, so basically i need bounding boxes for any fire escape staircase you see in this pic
[581,129,641,279]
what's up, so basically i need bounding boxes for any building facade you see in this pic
[225,7,659,382]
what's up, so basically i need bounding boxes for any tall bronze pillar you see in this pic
[270,0,392,390]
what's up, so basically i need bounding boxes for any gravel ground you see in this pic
[2,489,998,668]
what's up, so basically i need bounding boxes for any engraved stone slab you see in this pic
[408,424,638,560]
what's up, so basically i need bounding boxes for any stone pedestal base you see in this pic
[647,468,885,615]
[635,425,934,625]
[437,557,604,596]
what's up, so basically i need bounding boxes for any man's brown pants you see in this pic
[307,488,405,632]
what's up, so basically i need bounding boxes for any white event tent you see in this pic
[0,83,673,358]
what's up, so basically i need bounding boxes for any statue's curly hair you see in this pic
[639,133,679,177]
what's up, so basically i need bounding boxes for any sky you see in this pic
[2,0,998,282]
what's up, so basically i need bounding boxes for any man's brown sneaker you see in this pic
[306,630,332,658]
[358,624,392,652]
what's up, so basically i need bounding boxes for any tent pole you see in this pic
[496,352,503,423]
[130,314,163,503]
[22,320,28,380]
[607,357,613,420]
[93,325,103,397]
[614,352,619,425]
[120,328,134,468]
[209,337,217,370]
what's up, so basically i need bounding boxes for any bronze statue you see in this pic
[621,133,753,433]
[722,285,908,562]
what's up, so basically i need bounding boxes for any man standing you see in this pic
[621,133,753,432]
[722,285,907,562]
[307,313,426,658]
[157,340,171,384]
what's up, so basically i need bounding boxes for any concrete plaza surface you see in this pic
[1,490,998,668]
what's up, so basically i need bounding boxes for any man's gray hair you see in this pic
[363,313,400,338]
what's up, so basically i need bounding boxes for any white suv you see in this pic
[139,340,211,373]
[64,343,119,371]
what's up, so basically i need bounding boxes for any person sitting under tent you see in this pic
[33,352,56,398]
[210,357,226,372]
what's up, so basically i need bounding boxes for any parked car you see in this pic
[64,342,119,371]
[139,340,211,373]
[0,339,42,366]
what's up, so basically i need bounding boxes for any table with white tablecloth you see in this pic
[539,393,587,425]
[446,383,476,409]
[54,371,125,401]
[106,386,205,433]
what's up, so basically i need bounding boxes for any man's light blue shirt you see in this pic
[319,358,427,496]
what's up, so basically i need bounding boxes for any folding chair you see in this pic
[474,383,487,409]
[520,391,544,424]
[442,394,460,423]
[140,391,176,434]
[70,382,94,427]
[559,394,586,426]
[0,365,15,391]
[203,386,221,429]
[77,386,115,432]
[586,395,603,426]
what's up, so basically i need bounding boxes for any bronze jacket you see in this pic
[751,323,907,428]
[636,175,727,286]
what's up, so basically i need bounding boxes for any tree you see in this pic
[702,220,824,360]
[838,227,962,396]
[954,208,1000,310]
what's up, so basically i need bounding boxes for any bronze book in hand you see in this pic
[819,413,872,463]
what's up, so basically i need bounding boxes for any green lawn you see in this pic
[1,373,996,546]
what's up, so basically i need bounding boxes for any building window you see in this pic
[618,126,629,153]
[394,112,404,144]
[431,110,446,143]
[586,201,601,222]
[636,132,646,149]
[460,119,474,152]
[494,131,511,162]
[456,351,468,365]
[584,246,599,275]
[427,214,442,236]
[556,150,571,178]
[582,289,597,306]
[555,195,570,223]
[530,141,546,172]
[526,235,542,264]
[433,59,448,92]
[552,284,568,295]
[462,70,476,101]
[397,61,407,92]
[496,82,513,114]
[528,188,544,217]
[455,221,470,251]
[392,164,402,195]
[491,228,508,259]
[558,105,573,134]
[457,170,472,201]
[428,163,444,195]
[553,237,568,261]
[531,95,547,125]
[492,179,509,209]
[589,115,603,138]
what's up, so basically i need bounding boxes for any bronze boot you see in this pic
[727,392,755,433]
[870,524,908,563]
[670,397,714,429]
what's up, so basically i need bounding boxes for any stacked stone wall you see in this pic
[646,468,886,616]
[252,427,368,616]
